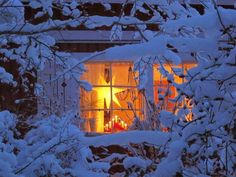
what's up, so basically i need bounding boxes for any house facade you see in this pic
[38,29,197,133]
[36,0,234,133]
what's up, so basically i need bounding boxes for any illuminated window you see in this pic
[80,62,196,133]
[80,62,143,133]
[153,63,196,120]
[153,64,183,111]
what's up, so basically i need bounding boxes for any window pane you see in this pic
[112,63,138,86]
[153,83,177,111]
[81,110,109,132]
[153,64,178,110]
[153,64,183,85]
[112,87,142,110]
[112,110,141,128]
[81,63,111,85]
[80,62,143,133]
[80,86,112,109]
[153,63,196,111]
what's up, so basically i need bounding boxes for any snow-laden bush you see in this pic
[0,111,88,177]
[152,58,236,176]
[0,111,24,177]
[16,111,83,177]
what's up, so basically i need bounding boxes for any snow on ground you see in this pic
[83,130,170,147]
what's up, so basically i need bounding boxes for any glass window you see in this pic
[80,62,142,133]
[80,87,111,110]
[153,64,181,111]
[80,62,197,133]
[112,63,138,86]
[153,63,196,116]
[81,63,109,86]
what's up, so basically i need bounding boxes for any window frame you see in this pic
[80,61,143,132]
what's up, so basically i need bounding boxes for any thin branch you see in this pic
[15,137,79,174]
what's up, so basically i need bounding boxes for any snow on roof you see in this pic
[48,30,140,42]
[71,50,195,63]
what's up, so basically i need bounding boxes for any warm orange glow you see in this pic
[185,113,192,121]
[93,76,125,107]
[162,127,169,132]
[81,63,197,133]
[92,76,125,132]
[104,115,128,132]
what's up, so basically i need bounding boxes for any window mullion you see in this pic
[110,63,113,124]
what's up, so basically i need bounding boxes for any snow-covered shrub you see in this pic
[0,110,87,177]
[171,49,236,176]
[16,111,84,177]
[0,111,25,177]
